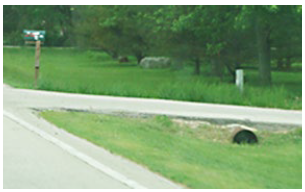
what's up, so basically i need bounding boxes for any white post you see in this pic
[236,69,244,93]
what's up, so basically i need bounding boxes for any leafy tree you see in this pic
[5,5,301,83]
[152,6,208,75]
[3,5,22,45]
[74,5,159,63]
[271,6,302,70]
[235,5,302,85]
[3,5,74,46]
[153,6,240,76]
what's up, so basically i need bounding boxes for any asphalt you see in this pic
[3,116,129,189]
[3,84,302,188]
[3,85,183,189]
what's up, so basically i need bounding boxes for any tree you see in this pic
[236,5,302,86]
[271,6,302,70]
[151,6,208,75]
[74,5,160,63]
[153,5,240,76]
[3,5,74,46]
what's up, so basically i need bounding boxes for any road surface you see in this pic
[3,84,302,188]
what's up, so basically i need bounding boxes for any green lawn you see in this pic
[40,111,302,189]
[3,47,302,109]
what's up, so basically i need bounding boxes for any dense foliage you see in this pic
[3,5,302,85]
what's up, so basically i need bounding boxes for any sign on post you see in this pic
[23,30,46,43]
[23,30,46,88]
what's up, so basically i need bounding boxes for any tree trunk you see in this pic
[223,61,235,83]
[211,57,223,79]
[256,16,272,86]
[277,58,284,70]
[110,51,118,59]
[286,56,292,70]
[135,52,144,64]
[194,57,201,75]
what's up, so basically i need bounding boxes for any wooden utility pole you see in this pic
[34,40,41,88]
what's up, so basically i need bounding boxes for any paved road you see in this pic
[3,116,129,189]
[3,85,183,189]
[3,85,302,188]
[4,84,302,127]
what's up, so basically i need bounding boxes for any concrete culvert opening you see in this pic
[232,128,258,144]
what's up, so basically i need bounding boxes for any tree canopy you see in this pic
[3,5,302,85]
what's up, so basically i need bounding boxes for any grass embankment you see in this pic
[3,47,302,109]
[40,111,302,189]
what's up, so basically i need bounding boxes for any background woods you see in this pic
[4,5,302,85]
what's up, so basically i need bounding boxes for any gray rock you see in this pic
[140,57,171,69]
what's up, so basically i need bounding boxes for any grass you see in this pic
[3,47,302,109]
[40,110,302,189]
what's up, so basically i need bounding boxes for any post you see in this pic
[236,69,244,93]
[34,40,41,88]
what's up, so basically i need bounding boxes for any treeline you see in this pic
[3,5,302,85]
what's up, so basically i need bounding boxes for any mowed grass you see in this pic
[40,111,302,189]
[3,47,302,109]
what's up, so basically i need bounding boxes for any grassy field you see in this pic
[3,47,302,109]
[40,110,302,189]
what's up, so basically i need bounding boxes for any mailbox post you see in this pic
[34,40,41,87]
[23,30,46,88]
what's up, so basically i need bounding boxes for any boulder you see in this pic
[140,57,171,69]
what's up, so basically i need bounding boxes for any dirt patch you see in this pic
[34,107,301,132]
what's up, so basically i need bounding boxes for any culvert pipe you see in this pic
[226,124,258,144]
